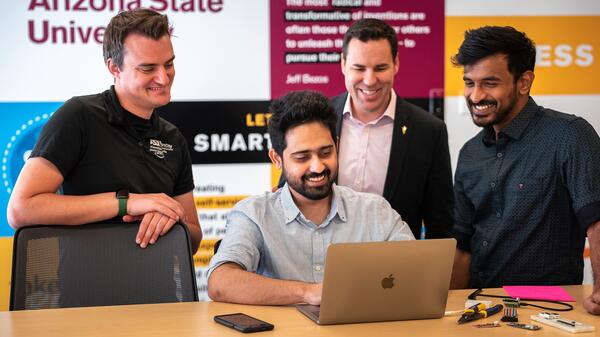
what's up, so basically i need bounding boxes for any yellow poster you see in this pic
[0,238,13,311]
[446,16,600,96]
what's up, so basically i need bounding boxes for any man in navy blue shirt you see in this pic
[450,26,600,315]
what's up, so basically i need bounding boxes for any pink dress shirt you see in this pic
[337,92,396,196]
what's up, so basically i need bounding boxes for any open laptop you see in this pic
[297,238,456,325]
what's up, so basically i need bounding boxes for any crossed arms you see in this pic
[7,157,201,252]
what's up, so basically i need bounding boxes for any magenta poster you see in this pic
[270,0,444,100]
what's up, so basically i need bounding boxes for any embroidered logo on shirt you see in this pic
[149,139,173,159]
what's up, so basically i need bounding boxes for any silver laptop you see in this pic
[297,238,456,325]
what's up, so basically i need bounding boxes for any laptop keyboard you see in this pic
[306,305,320,317]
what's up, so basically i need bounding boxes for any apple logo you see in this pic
[381,274,394,289]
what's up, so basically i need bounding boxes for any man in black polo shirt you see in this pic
[7,9,201,253]
[450,26,600,315]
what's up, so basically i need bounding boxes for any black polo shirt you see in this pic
[31,86,194,197]
[30,87,194,306]
[453,97,600,288]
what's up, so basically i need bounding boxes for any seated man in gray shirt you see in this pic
[207,90,414,306]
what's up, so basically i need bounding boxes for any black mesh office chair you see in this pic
[10,221,198,310]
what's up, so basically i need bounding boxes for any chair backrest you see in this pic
[10,221,198,310]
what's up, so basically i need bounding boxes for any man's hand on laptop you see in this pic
[302,282,322,305]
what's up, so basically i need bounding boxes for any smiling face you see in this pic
[107,33,175,119]
[270,121,338,202]
[463,53,533,134]
[341,38,399,123]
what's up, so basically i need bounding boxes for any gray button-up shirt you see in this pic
[207,184,414,282]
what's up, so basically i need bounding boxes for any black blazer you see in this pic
[332,93,454,239]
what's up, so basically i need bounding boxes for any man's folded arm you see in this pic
[208,262,321,306]
[7,157,186,229]
[173,191,202,253]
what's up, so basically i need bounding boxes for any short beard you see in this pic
[468,87,518,128]
[285,168,336,201]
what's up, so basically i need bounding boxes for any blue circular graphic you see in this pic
[2,114,52,194]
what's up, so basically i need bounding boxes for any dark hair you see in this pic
[451,26,536,80]
[342,18,397,60]
[103,8,171,68]
[268,91,337,156]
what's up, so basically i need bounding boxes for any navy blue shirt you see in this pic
[453,98,600,287]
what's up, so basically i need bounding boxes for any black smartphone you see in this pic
[214,313,274,333]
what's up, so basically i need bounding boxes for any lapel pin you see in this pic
[401,125,407,135]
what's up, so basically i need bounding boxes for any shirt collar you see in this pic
[104,85,161,138]
[343,91,396,125]
[279,183,347,227]
[482,97,538,145]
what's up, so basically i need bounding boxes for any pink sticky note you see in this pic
[503,286,575,302]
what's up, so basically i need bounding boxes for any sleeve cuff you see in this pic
[206,259,247,281]
[576,200,600,230]
[452,228,472,252]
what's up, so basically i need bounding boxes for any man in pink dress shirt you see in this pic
[332,18,454,240]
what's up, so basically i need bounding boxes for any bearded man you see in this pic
[207,90,414,305]
[450,26,600,316]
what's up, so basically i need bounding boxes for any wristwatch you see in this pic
[116,189,129,217]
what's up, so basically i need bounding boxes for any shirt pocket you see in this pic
[507,177,546,223]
